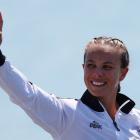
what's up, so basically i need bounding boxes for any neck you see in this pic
[99,94,119,120]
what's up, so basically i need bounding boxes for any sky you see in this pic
[0,0,140,140]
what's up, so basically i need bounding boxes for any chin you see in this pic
[88,89,105,97]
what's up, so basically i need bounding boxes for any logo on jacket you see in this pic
[137,127,140,134]
[90,121,102,130]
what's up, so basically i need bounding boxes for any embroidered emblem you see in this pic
[137,127,140,134]
[90,121,102,130]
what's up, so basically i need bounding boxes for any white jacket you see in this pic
[0,60,140,140]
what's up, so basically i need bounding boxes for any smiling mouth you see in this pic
[91,81,106,86]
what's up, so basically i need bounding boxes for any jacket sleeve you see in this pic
[0,60,75,138]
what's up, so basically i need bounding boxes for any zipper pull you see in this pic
[113,120,120,131]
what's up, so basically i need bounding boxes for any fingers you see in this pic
[0,12,3,45]
[0,12,3,32]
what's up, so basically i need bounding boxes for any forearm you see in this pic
[0,50,36,108]
[0,51,67,136]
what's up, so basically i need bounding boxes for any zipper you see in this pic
[113,120,120,131]
[98,101,121,132]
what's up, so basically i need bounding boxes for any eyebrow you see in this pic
[103,62,114,65]
[86,60,94,63]
[86,60,114,65]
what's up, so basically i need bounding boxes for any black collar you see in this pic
[81,90,135,114]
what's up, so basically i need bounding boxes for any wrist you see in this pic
[0,50,6,66]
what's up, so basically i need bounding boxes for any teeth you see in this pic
[92,81,105,86]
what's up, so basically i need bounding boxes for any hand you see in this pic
[0,12,3,45]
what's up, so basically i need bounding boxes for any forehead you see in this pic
[85,44,122,63]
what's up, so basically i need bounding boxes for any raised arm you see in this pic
[0,12,75,139]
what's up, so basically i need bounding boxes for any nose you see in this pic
[92,68,104,78]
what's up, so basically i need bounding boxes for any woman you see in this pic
[0,12,140,140]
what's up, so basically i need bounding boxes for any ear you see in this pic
[119,67,128,81]
[82,64,85,69]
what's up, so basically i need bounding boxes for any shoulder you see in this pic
[131,108,140,115]
[60,98,79,110]
[129,108,140,122]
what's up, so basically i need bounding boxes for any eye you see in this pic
[103,65,113,70]
[86,63,96,69]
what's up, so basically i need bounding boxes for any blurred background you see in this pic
[0,0,140,139]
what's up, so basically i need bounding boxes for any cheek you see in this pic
[83,69,91,83]
[113,72,122,83]
[84,71,89,81]
[83,73,89,88]
[84,70,94,82]
[83,67,90,76]
[106,71,120,82]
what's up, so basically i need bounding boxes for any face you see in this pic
[83,44,128,98]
